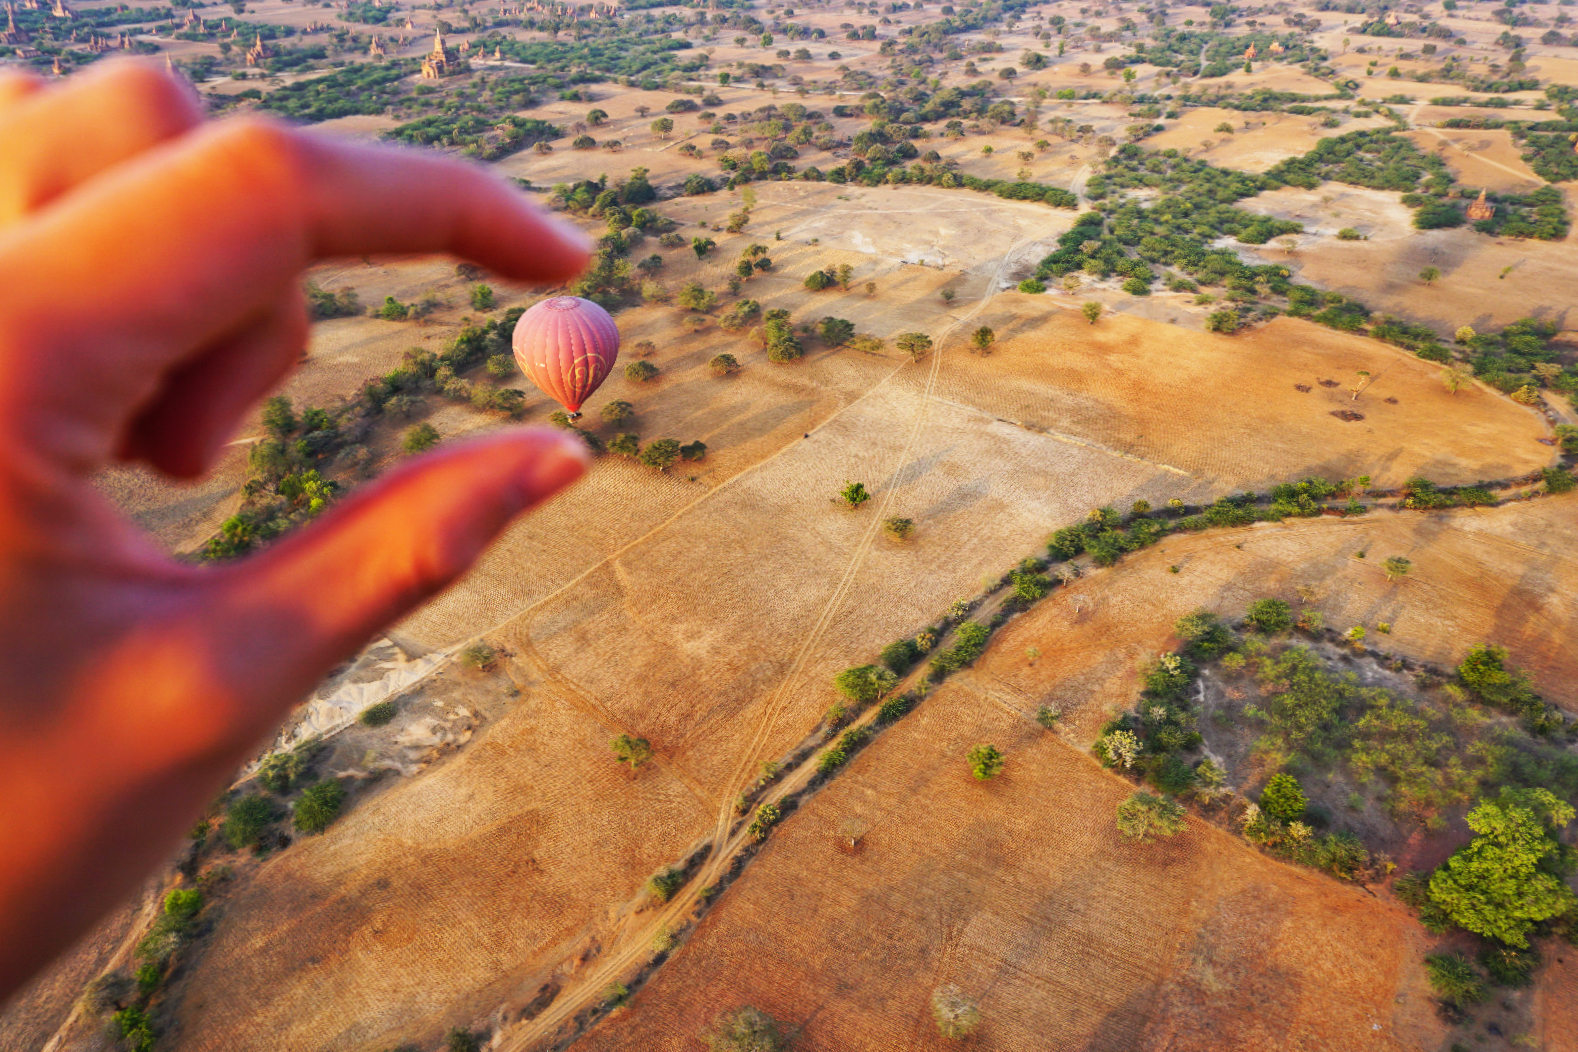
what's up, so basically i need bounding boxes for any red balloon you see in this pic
[511,296,621,416]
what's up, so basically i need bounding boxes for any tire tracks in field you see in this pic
[496,237,1029,1052]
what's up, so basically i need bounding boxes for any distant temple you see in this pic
[1465,188,1494,221]
[420,27,451,78]
[368,34,384,56]
[1268,41,1284,55]
[1,4,26,44]
[49,0,71,18]
[245,31,271,66]
[1243,43,1256,59]
[1384,10,1401,26]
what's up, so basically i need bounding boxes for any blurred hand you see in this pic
[0,59,591,997]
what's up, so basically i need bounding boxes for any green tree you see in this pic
[257,751,303,794]
[1382,555,1412,580]
[703,1006,785,1052]
[971,326,995,352]
[486,353,516,379]
[678,281,716,310]
[610,433,641,459]
[1428,788,1577,947]
[1081,301,1102,324]
[612,734,655,768]
[1116,790,1186,841]
[651,116,674,139]
[967,743,1005,780]
[710,353,740,376]
[1457,643,1532,710]
[446,1028,481,1052]
[222,794,277,850]
[1419,266,1441,286]
[835,664,897,704]
[601,400,635,426]
[402,422,439,454]
[639,438,682,471]
[819,316,855,346]
[690,237,716,260]
[680,440,707,462]
[1244,597,1293,633]
[803,269,833,291]
[1424,953,1487,1008]
[839,480,871,508]
[895,332,933,361]
[1260,773,1307,821]
[293,779,345,834]
[626,360,659,382]
[261,395,297,436]
[470,284,496,311]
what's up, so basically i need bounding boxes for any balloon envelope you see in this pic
[511,296,621,414]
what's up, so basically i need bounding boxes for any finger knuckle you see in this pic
[210,118,311,192]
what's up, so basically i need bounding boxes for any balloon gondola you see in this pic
[511,296,621,421]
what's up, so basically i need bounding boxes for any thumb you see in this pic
[206,428,588,722]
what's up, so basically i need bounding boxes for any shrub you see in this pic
[680,440,708,462]
[1035,705,1061,729]
[1336,227,1364,240]
[601,400,635,426]
[222,794,277,850]
[1116,791,1186,842]
[360,700,397,726]
[839,480,871,508]
[1424,953,1487,1008]
[485,353,516,379]
[803,269,833,291]
[612,734,655,768]
[402,422,439,453]
[1543,466,1576,494]
[877,694,913,723]
[710,353,740,376]
[930,985,981,1039]
[293,779,345,834]
[1244,597,1293,633]
[746,803,780,841]
[967,743,1004,780]
[625,360,659,382]
[1260,773,1307,821]
[879,638,920,675]
[1017,278,1046,294]
[647,866,686,902]
[446,1028,481,1052]
[1479,944,1539,988]
[459,641,497,670]
[610,433,641,459]
[704,1006,785,1052]
[884,516,915,540]
[257,751,303,794]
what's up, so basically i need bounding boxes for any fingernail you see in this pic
[519,430,591,505]
[545,213,595,256]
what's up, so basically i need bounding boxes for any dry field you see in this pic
[1404,128,1545,194]
[1147,107,1391,172]
[1242,185,1578,332]
[577,682,1447,1052]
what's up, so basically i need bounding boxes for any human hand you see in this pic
[0,60,591,997]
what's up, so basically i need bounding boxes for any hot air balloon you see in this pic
[511,296,621,420]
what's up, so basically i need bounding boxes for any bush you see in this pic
[402,422,440,454]
[710,353,740,376]
[647,866,686,902]
[257,750,303,794]
[1244,597,1293,633]
[639,438,682,471]
[680,440,707,462]
[459,641,497,670]
[704,1006,785,1052]
[879,638,920,674]
[360,700,397,726]
[1424,953,1487,1008]
[1260,773,1307,821]
[1017,278,1047,293]
[1336,227,1364,240]
[446,1028,481,1052]
[601,399,635,426]
[1543,466,1576,494]
[1116,790,1186,842]
[883,516,914,540]
[222,794,277,850]
[626,360,659,382]
[967,743,1004,780]
[835,664,897,705]
[293,779,345,834]
[930,985,981,1039]
[612,734,655,768]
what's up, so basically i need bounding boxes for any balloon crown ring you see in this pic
[544,297,582,311]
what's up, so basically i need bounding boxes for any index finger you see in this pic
[0,119,592,473]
